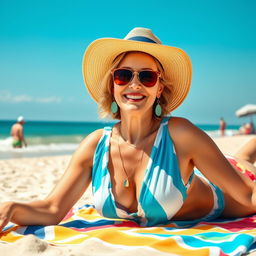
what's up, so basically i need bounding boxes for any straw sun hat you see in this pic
[82,27,192,113]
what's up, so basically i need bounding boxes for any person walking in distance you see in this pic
[219,117,226,136]
[10,116,27,148]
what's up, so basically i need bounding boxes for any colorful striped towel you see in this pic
[1,204,256,255]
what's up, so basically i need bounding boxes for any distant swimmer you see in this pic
[219,117,226,136]
[10,116,27,148]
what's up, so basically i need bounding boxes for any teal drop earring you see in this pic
[111,100,118,114]
[154,98,162,117]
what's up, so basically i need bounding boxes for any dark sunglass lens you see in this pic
[113,69,132,85]
[139,71,158,87]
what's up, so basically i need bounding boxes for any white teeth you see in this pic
[126,95,144,100]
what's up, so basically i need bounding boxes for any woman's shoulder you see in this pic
[167,116,208,147]
[167,116,196,133]
[71,129,104,162]
[79,129,105,150]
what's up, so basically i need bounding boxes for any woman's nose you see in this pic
[129,73,142,89]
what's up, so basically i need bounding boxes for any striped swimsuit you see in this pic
[92,117,225,226]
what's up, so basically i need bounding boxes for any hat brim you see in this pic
[82,38,192,113]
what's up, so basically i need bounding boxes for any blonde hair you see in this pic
[98,51,173,119]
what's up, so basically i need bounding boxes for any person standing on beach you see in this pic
[10,116,27,148]
[219,117,226,136]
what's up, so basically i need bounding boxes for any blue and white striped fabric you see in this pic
[92,117,191,226]
[92,117,224,227]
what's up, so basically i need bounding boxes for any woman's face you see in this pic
[113,52,163,116]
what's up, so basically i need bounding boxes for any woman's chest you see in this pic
[107,150,193,215]
[108,145,152,212]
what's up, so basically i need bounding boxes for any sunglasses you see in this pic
[112,68,160,87]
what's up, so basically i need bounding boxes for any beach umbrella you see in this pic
[236,104,256,122]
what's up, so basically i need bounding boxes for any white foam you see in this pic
[0,137,79,159]
[206,129,238,138]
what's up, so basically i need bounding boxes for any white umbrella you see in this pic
[236,104,256,123]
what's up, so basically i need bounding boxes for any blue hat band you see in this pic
[127,36,157,44]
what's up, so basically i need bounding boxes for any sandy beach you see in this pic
[0,135,255,255]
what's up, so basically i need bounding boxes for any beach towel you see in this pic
[1,204,256,256]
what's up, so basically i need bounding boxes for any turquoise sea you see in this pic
[0,120,240,160]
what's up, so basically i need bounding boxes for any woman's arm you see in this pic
[0,129,103,231]
[169,118,256,210]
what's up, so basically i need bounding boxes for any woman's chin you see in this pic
[120,104,142,113]
[120,105,153,117]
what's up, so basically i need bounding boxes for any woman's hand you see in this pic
[0,201,15,232]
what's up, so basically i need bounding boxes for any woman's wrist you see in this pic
[3,201,16,210]
[7,201,20,220]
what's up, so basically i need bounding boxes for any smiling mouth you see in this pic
[124,94,146,101]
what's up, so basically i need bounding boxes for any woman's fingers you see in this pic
[0,216,10,232]
[0,202,14,232]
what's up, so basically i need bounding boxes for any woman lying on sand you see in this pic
[1,27,256,230]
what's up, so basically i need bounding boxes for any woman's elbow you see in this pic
[48,205,69,224]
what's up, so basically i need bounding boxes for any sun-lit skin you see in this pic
[114,52,163,119]
[112,52,163,145]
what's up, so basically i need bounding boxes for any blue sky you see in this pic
[0,0,255,124]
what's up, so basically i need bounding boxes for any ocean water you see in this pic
[0,120,239,160]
